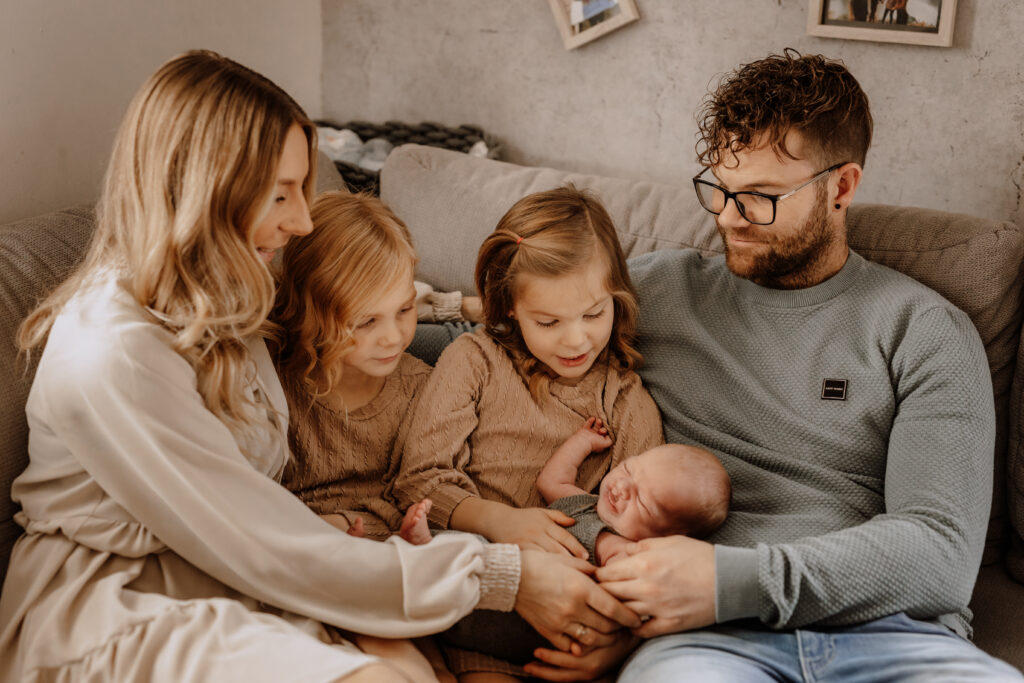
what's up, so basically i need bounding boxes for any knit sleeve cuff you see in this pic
[475,542,521,612]
[426,485,476,530]
[414,281,464,323]
[714,545,760,623]
[430,291,464,322]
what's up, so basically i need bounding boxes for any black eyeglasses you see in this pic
[692,163,843,226]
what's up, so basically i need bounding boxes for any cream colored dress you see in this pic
[0,277,519,683]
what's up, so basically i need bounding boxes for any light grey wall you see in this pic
[322,0,1024,226]
[0,0,322,223]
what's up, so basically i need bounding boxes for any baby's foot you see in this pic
[400,499,433,545]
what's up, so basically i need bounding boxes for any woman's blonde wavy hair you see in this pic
[269,192,418,412]
[475,185,642,399]
[18,49,316,436]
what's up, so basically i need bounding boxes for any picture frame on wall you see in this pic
[548,0,640,50]
[806,0,957,47]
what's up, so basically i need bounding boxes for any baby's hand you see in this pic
[400,499,433,545]
[574,417,613,452]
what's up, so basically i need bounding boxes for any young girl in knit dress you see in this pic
[395,185,664,681]
[270,190,441,679]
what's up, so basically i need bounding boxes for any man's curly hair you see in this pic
[697,49,872,169]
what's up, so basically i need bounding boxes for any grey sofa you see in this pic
[2,145,1022,671]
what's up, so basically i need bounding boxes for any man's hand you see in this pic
[595,535,716,637]
[516,550,641,656]
[524,631,640,682]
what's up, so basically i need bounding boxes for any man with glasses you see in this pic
[597,50,1021,680]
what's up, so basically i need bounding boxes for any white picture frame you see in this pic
[548,0,640,51]
[807,0,957,47]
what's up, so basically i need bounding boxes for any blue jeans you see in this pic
[618,613,1021,682]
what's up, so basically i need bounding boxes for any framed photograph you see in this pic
[807,0,957,47]
[548,0,640,50]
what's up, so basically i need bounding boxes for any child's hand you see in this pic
[345,516,365,538]
[399,499,433,546]
[461,295,483,323]
[322,513,365,537]
[490,507,589,559]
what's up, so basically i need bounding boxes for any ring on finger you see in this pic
[570,623,589,640]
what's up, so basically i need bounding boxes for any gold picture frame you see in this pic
[807,0,957,47]
[548,0,640,51]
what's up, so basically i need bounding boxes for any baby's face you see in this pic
[596,447,689,541]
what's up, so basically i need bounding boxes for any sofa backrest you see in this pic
[381,143,1024,570]
[0,206,96,581]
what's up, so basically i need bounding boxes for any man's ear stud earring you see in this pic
[835,203,841,209]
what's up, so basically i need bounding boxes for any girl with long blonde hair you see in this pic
[272,190,449,678]
[0,52,635,683]
[271,190,434,542]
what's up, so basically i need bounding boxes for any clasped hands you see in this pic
[506,508,717,680]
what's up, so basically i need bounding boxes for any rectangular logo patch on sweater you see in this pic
[821,378,848,400]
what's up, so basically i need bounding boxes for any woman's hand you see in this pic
[524,630,640,681]
[515,550,640,657]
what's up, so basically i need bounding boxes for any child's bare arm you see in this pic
[537,417,614,504]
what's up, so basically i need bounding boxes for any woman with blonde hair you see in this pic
[0,51,636,682]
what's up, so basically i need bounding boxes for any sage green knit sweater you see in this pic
[629,248,994,638]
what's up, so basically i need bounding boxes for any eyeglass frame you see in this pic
[692,163,844,226]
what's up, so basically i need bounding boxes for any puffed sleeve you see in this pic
[34,307,519,638]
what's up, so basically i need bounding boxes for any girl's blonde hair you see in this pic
[18,50,316,434]
[270,191,418,410]
[475,185,642,398]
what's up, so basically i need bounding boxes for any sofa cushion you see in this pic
[381,143,1024,567]
[1009,337,1024,581]
[0,205,96,580]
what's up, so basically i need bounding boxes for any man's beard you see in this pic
[718,186,836,289]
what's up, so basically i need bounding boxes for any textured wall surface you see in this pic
[0,0,322,223]
[323,0,1023,225]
